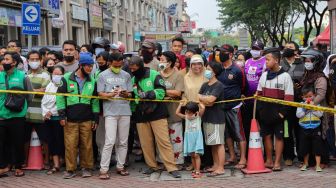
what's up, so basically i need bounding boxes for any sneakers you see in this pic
[316,166,323,172]
[82,168,92,178]
[63,171,76,179]
[300,164,308,171]
[169,170,181,178]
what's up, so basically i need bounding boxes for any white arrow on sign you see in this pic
[25,6,38,22]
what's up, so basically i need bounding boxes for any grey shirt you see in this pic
[58,61,79,73]
[97,69,132,116]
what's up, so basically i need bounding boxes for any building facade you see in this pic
[0,0,186,51]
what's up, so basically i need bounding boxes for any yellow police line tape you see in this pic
[0,89,335,113]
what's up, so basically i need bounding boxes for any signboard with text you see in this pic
[22,3,41,35]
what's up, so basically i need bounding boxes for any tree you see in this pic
[300,0,328,47]
[217,0,326,47]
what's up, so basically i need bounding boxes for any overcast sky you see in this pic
[186,0,221,29]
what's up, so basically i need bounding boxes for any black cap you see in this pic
[251,40,265,50]
[220,44,234,53]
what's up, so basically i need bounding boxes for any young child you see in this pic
[296,85,324,172]
[176,101,205,178]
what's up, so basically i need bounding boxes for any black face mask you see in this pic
[220,52,230,62]
[282,48,295,58]
[3,63,12,71]
[132,67,146,79]
[99,64,108,71]
[64,55,75,62]
[47,66,54,73]
[142,50,154,63]
[81,66,89,77]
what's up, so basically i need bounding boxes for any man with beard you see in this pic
[58,40,79,73]
[56,52,100,179]
[280,41,305,166]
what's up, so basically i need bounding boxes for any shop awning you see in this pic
[314,25,330,45]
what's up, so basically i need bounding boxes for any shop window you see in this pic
[52,28,60,45]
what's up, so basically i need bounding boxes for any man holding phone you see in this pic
[97,53,133,179]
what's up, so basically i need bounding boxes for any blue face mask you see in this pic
[95,48,105,56]
[204,70,213,79]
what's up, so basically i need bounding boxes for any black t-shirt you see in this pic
[199,81,226,124]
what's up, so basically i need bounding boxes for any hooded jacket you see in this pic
[257,68,294,124]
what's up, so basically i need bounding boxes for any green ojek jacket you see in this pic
[56,71,100,123]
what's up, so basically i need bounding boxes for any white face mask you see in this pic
[52,75,63,85]
[250,50,261,58]
[235,61,244,68]
[29,61,40,70]
[304,62,314,71]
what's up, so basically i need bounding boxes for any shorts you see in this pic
[24,122,47,143]
[299,128,325,156]
[224,109,245,142]
[203,122,225,145]
[259,120,284,139]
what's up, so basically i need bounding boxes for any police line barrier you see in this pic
[0,89,335,114]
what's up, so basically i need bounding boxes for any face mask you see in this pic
[47,66,54,73]
[81,66,89,77]
[95,48,105,55]
[250,50,261,58]
[204,70,213,79]
[235,61,244,68]
[29,61,40,70]
[158,63,168,70]
[219,52,230,62]
[111,67,121,74]
[64,55,75,62]
[304,62,314,71]
[282,48,295,58]
[142,50,154,63]
[3,63,12,71]
[99,64,108,71]
[52,75,63,85]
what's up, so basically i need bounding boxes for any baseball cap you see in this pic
[141,40,156,49]
[190,54,204,65]
[251,40,264,50]
[220,44,234,53]
[79,52,94,65]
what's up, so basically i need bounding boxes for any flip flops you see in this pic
[99,172,110,180]
[206,171,225,177]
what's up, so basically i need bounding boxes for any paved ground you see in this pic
[1,161,336,188]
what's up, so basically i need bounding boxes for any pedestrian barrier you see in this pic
[24,129,44,170]
[0,89,334,113]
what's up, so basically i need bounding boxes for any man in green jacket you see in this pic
[56,52,99,179]
[129,56,181,178]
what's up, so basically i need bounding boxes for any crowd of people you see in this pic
[0,36,335,180]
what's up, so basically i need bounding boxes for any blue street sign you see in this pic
[22,3,41,35]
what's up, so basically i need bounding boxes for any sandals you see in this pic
[272,166,283,172]
[235,163,247,169]
[224,160,235,166]
[0,167,10,176]
[14,169,25,177]
[192,171,202,178]
[206,171,225,177]
[47,167,60,175]
[116,168,129,176]
[99,172,110,180]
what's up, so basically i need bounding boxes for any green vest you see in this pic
[56,72,99,113]
[0,68,28,119]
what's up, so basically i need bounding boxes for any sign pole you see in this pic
[28,35,32,52]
